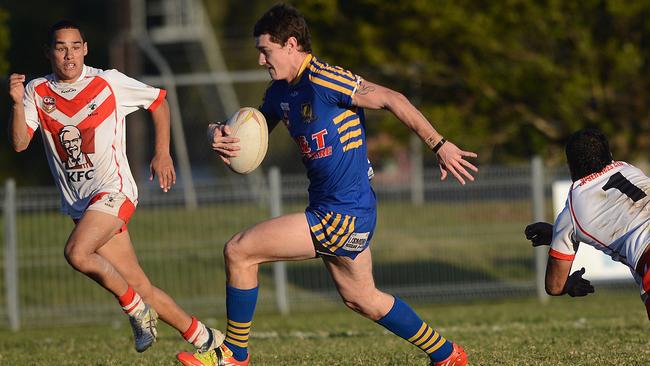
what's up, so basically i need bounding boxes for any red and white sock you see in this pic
[118,286,146,316]
[182,316,210,348]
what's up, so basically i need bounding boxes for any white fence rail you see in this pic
[1,161,566,329]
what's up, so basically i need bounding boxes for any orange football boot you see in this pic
[177,343,249,366]
[431,343,467,366]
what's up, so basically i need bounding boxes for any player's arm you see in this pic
[7,73,31,152]
[149,98,176,192]
[351,80,477,185]
[546,259,594,297]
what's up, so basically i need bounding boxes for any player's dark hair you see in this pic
[253,3,312,53]
[47,20,86,46]
[565,128,614,181]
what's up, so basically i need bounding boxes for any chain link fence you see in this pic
[1,162,569,328]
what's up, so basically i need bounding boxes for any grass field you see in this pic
[2,199,538,325]
[1,288,648,365]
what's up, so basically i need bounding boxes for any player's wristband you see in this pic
[432,138,447,153]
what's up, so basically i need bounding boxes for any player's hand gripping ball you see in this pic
[225,107,268,174]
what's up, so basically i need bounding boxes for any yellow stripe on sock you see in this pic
[419,330,439,350]
[226,325,250,335]
[408,323,428,343]
[425,336,448,354]
[225,337,248,348]
[227,319,251,328]
[413,327,433,346]
[226,331,249,341]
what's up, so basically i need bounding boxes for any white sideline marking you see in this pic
[248,318,592,340]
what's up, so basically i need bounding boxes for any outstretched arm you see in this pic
[7,73,31,152]
[351,80,478,185]
[149,99,176,192]
[546,258,594,297]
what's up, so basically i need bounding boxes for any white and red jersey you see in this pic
[550,161,650,271]
[22,65,166,219]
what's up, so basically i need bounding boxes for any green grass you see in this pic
[1,289,648,365]
[1,199,537,326]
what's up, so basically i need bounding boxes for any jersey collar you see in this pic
[290,54,313,86]
[51,64,88,84]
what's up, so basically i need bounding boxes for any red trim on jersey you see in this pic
[111,118,124,192]
[45,78,108,118]
[147,89,166,112]
[26,125,35,139]
[568,186,607,247]
[578,161,625,186]
[35,78,117,161]
[549,248,575,261]
[99,79,125,193]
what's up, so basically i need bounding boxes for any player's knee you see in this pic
[223,232,250,265]
[63,244,90,272]
[340,289,385,319]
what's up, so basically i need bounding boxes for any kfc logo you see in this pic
[58,125,95,176]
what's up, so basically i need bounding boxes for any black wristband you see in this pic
[432,138,446,153]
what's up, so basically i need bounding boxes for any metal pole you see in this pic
[4,179,20,330]
[269,167,289,315]
[531,156,549,303]
[130,0,198,209]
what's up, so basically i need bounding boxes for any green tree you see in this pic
[296,0,650,164]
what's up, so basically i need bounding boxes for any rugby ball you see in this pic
[225,107,268,174]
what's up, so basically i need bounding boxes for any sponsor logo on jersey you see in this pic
[60,88,76,94]
[301,102,317,123]
[343,232,369,251]
[58,125,95,182]
[87,101,98,116]
[43,96,56,113]
[280,102,290,127]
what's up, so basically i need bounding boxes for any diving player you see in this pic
[525,128,650,317]
[177,4,477,366]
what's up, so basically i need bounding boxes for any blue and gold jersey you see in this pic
[260,55,375,216]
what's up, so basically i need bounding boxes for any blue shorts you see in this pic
[305,208,376,259]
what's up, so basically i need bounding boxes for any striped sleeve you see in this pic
[308,58,362,107]
[549,203,579,261]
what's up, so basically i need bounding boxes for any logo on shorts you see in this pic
[104,194,116,208]
[343,232,370,252]
[43,96,56,113]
